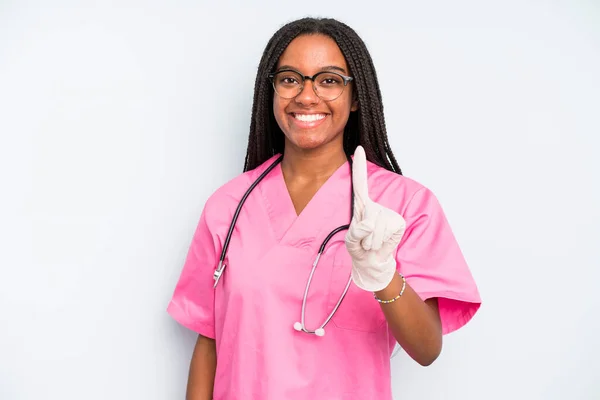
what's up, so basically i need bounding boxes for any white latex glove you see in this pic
[344,146,407,292]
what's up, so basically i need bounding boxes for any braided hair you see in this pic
[243,17,402,175]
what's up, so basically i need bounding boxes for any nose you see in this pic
[294,79,320,106]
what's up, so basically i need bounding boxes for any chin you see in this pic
[290,135,328,151]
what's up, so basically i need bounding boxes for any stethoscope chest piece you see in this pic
[213,261,226,289]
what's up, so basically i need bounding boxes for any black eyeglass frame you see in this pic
[267,68,354,101]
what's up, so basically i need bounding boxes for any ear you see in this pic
[351,97,359,112]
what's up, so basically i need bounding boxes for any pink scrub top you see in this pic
[167,155,481,400]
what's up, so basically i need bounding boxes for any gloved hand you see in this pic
[344,146,407,292]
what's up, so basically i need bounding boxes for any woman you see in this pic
[168,17,481,400]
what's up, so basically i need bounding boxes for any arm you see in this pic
[186,334,217,400]
[347,146,480,367]
[375,275,442,366]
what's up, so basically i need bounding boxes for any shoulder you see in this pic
[202,155,281,223]
[366,161,437,215]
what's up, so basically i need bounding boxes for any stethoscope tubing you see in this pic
[213,153,355,336]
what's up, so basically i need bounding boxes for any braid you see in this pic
[244,17,402,175]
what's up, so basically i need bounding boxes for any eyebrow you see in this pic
[276,65,348,74]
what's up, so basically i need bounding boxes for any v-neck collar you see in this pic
[259,157,353,249]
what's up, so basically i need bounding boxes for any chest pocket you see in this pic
[327,244,387,333]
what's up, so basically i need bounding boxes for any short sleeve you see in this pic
[396,187,481,335]
[167,207,218,339]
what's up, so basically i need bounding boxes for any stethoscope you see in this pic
[213,154,355,337]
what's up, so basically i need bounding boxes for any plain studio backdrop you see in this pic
[1,1,599,399]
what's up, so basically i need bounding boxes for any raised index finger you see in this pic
[352,145,370,209]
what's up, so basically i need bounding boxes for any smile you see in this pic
[293,113,327,122]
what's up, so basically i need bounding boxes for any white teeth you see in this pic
[294,114,326,122]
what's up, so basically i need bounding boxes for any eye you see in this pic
[318,74,343,86]
[281,76,300,85]
[275,71,302,87]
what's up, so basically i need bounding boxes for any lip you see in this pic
[288,112,329,129]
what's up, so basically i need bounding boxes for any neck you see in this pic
[280,143,347,181]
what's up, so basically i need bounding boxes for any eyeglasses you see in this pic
[268,69,354,101]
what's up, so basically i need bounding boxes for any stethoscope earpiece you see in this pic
[293,322,326,337]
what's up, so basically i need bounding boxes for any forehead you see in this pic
[276,34,348,73]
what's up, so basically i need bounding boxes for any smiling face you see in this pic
[272,34,358,153]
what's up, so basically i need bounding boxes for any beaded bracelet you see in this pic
[373,273,406,304]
